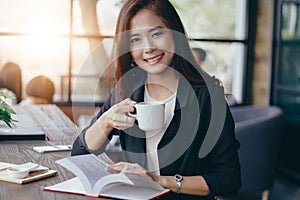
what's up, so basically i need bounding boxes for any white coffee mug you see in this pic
[128,102,165,131]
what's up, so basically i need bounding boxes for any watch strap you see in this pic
[174,174,183,194]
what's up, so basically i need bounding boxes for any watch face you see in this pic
[174,174,182,182]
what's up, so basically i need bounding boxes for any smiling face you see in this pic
[129,9,175,75]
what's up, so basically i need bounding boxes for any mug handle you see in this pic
[127,105,137,118]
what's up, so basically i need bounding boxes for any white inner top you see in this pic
[144,85,177,175]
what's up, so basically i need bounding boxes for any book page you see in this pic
[93,173,168,199]
[56,154,133,195]
[100,182,169,200]
[98,153,115,165]
[44,177,88,195]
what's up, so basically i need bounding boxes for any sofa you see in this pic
[229,106,284,200]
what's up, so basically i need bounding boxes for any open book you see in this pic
[43,154,170,199]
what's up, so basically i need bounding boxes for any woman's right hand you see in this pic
[85,98,136,151]
[102,98,136,130]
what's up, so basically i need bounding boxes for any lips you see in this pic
[144,54,164,64]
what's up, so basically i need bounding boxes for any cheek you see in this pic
[163,32,175,53]
[130,50,140,61]
[165,52,175,66]
[167,40,175,54]
[166,42,175,64]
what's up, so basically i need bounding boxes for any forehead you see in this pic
[129,9,166,31]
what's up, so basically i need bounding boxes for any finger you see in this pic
[116,98,136,110]
[111,110,130,123]
[120,98,136,106]
[106,165,127,173]
[118,98,136,113]
[105,165,118,172]
[116,115,132,125]
[109,162,128,168]
[106,163,124,172]
[121,165,132,173]
[112,114,136,129]
[107,162,138,173]
[108,163,152,180]
[112,105,135,116]
[131,164,136,172]
[112,119,132,129]
[124,116,135,124]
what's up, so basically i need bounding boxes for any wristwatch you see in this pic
[174,174,183,194]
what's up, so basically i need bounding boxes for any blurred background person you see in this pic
[20,75,55,105]
[191,47,207,68]
[0,62,22,105]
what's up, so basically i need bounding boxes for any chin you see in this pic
[140,64,169,75]
[144,68,168,75]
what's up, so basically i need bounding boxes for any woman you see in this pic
[72,0,241,199]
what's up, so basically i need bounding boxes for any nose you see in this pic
[143,38,156,54]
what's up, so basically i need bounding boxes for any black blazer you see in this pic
[72,76,241,199]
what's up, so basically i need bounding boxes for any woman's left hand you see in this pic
[106,162,155,180]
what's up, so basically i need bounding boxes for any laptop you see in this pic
[0,106,45,141]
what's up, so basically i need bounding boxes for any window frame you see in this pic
[0,0,256,106]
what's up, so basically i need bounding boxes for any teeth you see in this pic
[147,55,161,63]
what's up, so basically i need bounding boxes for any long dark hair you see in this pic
[107,0,207,101]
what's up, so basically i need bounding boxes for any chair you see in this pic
[229,106,283,200]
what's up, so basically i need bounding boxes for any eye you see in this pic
[152,31,163,38]
[130,37,141,43]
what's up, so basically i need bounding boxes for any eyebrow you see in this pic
[148,25,164,32]
[130,26,164,37]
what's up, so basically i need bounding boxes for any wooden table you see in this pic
[0,105,106,200]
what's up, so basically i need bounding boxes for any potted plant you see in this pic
[0,91,16,127]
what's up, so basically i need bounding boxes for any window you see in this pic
[272,1,300,108]
[172,0,248,102]
[0,0,252,105]
[272,0,300,181]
